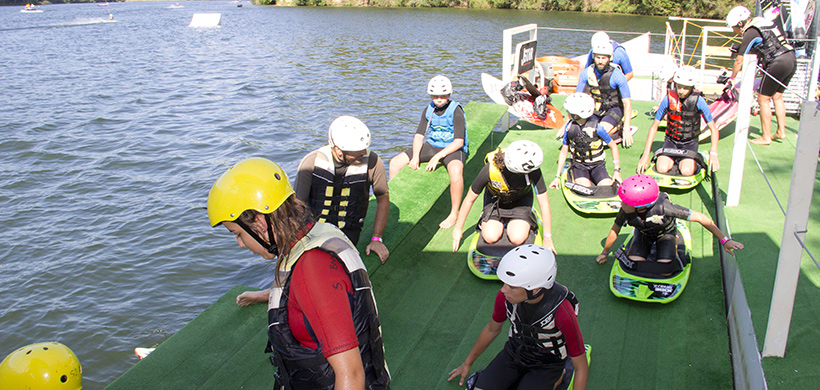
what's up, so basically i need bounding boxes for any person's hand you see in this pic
[549,177,561,189]
[426,154,441,171]
[452,229,463,252]
[447,362,472,387]
[709,152,720,172]
[622,125,633,148]
[409,157,420,170]
[366,241,390,264]
[596,252,608,264]
[613,171,622,183]
[722,239,744,256]
[636,155,650,173]
[543,236,556,254]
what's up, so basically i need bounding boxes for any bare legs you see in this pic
[751,92,788,145]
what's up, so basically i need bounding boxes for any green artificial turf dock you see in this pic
[108,99,818,389]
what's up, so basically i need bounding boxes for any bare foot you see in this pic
[439,214,458,229]
[750,137,772,145]
[236,289,269,306]
[773,132,787,140]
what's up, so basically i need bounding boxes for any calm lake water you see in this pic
[0,2,670,387]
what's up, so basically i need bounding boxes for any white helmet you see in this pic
[726,6,751,28]
[657,60,678,82]
[498,244,557,290]
[427,75,452,95]
[591,31,610,48]
[591,41,613,57]
[673,65,698,87]
[563,92,595,119]
[504,140,543,174]
[328,115,371,151]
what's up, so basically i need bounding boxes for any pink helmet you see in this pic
[618,174,659,207]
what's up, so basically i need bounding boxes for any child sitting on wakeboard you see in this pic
[549,92,621,190]
[451,140,554,253]
[596,175,743,272]
[389,75,467,229]
[637,65,720,176]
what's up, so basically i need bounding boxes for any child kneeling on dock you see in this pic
[451,140,554,254]
[550,92,621,190]
[637,65,720,176]
[389,75,467,229]
[596,175,743,272]
[448,244,588,390]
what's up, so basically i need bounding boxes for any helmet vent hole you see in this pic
[61,375,68,383]
[42,347,48,351]
[26,350,32,355]
[505,271,516,277]
[274,173,281,181]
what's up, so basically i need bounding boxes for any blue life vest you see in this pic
[424,101,469,155]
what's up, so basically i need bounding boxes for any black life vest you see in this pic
[622,193,678,239]
[565,115,605,163]
[267,223,390,390]
[584,64,622,116]
[308,146,370,234]
[745,17,794,65]
[484,149,532,204]
[665,87,702,142]
[504,283,579,367]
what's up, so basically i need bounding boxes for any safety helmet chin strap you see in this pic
[524,287,545,303]
[235,215,279,257]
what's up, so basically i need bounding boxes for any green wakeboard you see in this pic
[467,207,543,280]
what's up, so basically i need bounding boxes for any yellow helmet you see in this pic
[207,157,294,227]
[0,342,82,390]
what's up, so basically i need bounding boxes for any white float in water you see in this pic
[189,13,221,27]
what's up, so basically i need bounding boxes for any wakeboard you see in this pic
[467,207,543,280]
[481,73,565,129]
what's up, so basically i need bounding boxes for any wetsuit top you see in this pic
[740,17,794,66]
[562,115,612,164]
[614,192,691,239]
[416,100,468,154]
[470,163,547,207]
[576,64,631,115]
[655,88,713,142]
[491,289,585,361]
[268,222,390,390]
[294,147,388,235]
[584,40,633,75]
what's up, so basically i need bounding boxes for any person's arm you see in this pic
[688,210,744,255]
[707,120,720,171]
[549,145,570,189]
[293,152,316,203]
[535,190,555,253]
[327,348,365,390]
[447,319,504,386]
[569,354,589,390]
[596,222,623,264]
[637,119,662,173]
[409,133,424,170]
[366,192,390,263]
[452,189,480,252]
[621,97,633,147]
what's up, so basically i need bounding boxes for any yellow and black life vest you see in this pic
[584,64,622,116]
[308,145,370,233]
[484,149,532,204]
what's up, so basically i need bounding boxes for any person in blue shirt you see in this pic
[637,65,720,176]
[584,31,634,81]
[550,92,621,189]
[576,41,634,147]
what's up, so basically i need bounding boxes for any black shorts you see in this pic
[474,343,565,390]
[571,160,610,185]
[599,107,623,128]
[628,231,678,261]
[760,51,797,96]
[662,137,699,153]
[402,142,465,166]
[480,193,537,230]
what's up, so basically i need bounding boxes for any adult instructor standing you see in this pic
[727,5,797,145]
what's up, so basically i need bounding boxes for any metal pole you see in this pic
[762,101,820,357]
[726,54,758,207]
